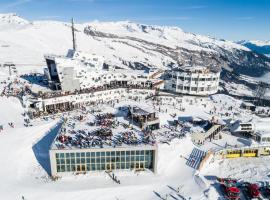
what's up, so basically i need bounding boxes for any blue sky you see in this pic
[0,0,269,41]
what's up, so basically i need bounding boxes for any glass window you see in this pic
[101,164,105,170]
[96,157,100,163]
[126,151,130,156]
[81,152,85,157]
[60,165,65,172]
[136,156,140,161]
[91,158,95,163]
[140,156,144,161]
[60,153,65,158]
[57,165,61,172]
[101,152,105,157]
[106,157,110,162]
[86,152,90,157]
[56,153,59,159]
[86,158,90,163]
[96,164,100,170]
[60,159,65,164]
[121,163,125,169]
[81,157,85,164]
[131,156,135,161]
[91,152,95,157]
[76,158,80,163]
[106,152,110,157]
[76,153,80,158]
[131,151,135,155]
[70,153,75,158]
[140,150,144,155]
[116,163,120,169]
[86,164,91,171]
[71,165,76,171]
[71,158,75,164]
[65,153,70,158]
[126,156,130,162]
[121,151,125,156]
[136,151,140,156]
[56,159,60,164]
[66,165,71,172]
[91,164,96,171]
[101,157,105,163]
[111,151,115,156]
[66,159,70,164]
[126,163,130,168]
[96,152,100,157]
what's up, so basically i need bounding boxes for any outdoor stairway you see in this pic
[149,69,164,79]
[186,148,206,169]
[205,124,226,140]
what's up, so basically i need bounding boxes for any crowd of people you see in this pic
[55,111,156,149]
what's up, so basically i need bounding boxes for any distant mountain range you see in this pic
[0,13,270,97]
[238,40,270,57]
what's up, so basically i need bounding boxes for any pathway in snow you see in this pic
[186,148,206,169]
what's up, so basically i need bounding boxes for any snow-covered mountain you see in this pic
[0,13,270,79]
[238,40,270,57]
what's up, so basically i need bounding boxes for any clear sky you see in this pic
[0,0,269,41]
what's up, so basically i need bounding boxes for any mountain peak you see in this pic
[0,13,29,25]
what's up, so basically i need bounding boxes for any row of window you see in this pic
[170,75,218,82]
[56,154,153,165]
[171,84,217,92]
[261,137,270,142]
[56,150,152,159]
[56,161,151,172]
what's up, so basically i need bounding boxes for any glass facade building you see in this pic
[50,147,157,176]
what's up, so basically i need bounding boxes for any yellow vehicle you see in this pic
[226,150,241,158]
[242,149,257,157]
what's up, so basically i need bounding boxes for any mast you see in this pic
[71,18,77,51]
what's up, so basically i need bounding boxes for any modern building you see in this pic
[49,118,158,177]
[44,50,161,92]
[127,105,160,130]
[164,66,220,96]
[26,88,156,117]
[230,119,270,144]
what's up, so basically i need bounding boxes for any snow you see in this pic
[0,12,270,200]
[0,13,249,74]
[240,40,270,47]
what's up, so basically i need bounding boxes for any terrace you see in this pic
[51,112,156,150]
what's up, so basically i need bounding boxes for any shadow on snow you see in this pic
[32,122,62,176]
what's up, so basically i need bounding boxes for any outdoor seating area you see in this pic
[52,111,156,150]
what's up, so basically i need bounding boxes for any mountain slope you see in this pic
[238,40,270,57]
[0,13,270,81]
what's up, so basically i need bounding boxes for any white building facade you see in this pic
[44,50,159,92]
[164,67,220,96]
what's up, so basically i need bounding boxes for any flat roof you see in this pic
[50,112,156,150]
[130,106,156,116]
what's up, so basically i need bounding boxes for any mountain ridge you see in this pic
[0,13,269,79]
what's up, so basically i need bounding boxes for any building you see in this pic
[230,119,270,144]
[241,102,256,112]
[230,121,254,136]
[127,105,160,131]
[49,117,158,177]
[25,88,156,117]
[44,50,160,92]
[164,66,220,96]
